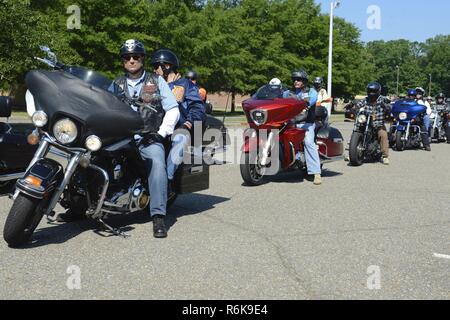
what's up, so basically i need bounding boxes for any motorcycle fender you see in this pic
[16,158,63,199]
[395,125,406,131]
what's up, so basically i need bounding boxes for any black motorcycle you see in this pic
[3,46,211,247]
[348,106,382,166]
[0,97,38,196]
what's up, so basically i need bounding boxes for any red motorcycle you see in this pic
[240,84,344,185]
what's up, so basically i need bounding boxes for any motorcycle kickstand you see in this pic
[96,218,130,238]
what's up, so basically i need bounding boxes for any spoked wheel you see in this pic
[349,132,364,166]
[240,152,265,186]
[395,131,405,151]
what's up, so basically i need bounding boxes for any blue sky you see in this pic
[315,0,450,42]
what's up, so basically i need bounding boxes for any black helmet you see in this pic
[367,82,382,99]
[119,39,146,57]
[186,70,198,81]
[291,70,308,82]
[436,93,445,103]
[313,77,323,85]
[313,77,323,89]
[150,49,180,70]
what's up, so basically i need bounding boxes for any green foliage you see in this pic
[0,0,448,102]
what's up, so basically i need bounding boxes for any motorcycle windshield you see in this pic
[253,84,295,100]
[64,66,113,92]
[25,70,143,145]
[392,100,427,118]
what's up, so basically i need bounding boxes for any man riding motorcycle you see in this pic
[290,70,321,185]
[108,40,180,238]
[416,87,432,138]
[150,49,205,190]
[357,82,391,165]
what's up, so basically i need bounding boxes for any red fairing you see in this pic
[242,98,307,129]
[280,128,305,169]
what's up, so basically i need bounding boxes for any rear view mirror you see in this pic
[0,96,12,117]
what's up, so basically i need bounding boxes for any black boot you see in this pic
[421,132,431,151]
[152,214,168,238]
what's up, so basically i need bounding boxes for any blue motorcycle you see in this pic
[389,100,427,151]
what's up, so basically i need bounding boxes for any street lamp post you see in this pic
[327,0,340,101]
[396,65,400,97]
[428,74,432,97]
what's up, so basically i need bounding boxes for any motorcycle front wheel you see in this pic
[3,193,44,247]
[349,132,364,166]
[240,152,265,186]
[396,131,405,151]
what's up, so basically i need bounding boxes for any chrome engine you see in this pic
[102,180,150,215]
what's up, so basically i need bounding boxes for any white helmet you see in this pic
[269,78,281,86]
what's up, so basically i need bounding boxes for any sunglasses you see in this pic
[122,54,143,61]
[292,78,305,82]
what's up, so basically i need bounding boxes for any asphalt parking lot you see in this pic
[0,121,449,299]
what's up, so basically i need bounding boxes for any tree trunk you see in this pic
[231,91,236,113]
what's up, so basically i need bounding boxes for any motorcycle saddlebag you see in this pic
[174,155,209,194]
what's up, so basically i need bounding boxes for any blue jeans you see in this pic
[167,133,189,180]
[297,122,321,175]
[423,114,431,133]
[139,142,167,217]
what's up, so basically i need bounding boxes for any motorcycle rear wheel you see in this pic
[349,132,364,166]
[396,131,405,151]
[240,152,264,186]
[3,193,44,247]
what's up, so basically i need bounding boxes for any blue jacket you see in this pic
[168,78,205,125]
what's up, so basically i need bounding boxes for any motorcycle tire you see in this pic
[3,193,44,247]
[395,131,405,151]
[446,127,450,144]
[240,152,264,186]
[349,132,364,166]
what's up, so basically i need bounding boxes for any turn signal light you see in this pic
[25,176,42,187]
[27,133,39,145]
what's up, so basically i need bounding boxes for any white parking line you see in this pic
[433,253,450,260]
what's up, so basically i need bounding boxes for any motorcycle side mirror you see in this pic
[39,45,51,53]
[38,45,58,66]
[0,96,13,118]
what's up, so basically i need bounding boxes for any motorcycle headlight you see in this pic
[357,114,367,124]
[53,118,78,144]
[399,112,407,120]
[85,135,102,151]
[32,111,48,128]
[250,109,268,126]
